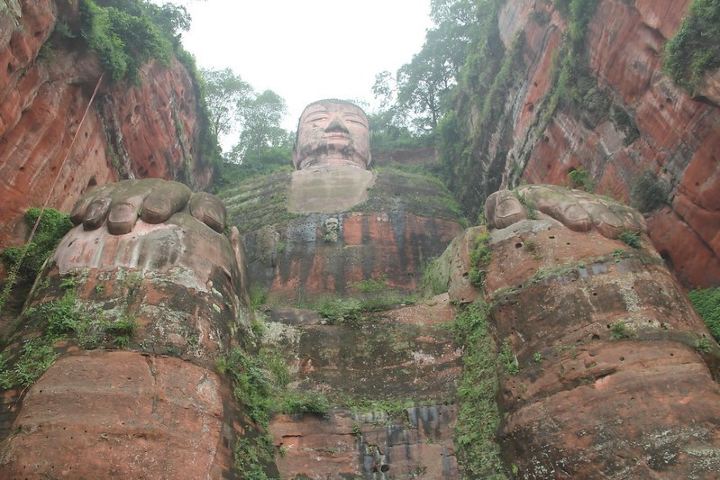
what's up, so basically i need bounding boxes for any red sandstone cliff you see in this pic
[0,1,213,249]
[455,0,720,286]
[495,0,720,287]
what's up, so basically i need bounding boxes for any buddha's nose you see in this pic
[325,115,349,134]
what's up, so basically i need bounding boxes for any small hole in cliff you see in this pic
[533,81,538,87]
[591,334,600,340]
[515,242,523,249]
[527,103,535,112]
[665,97,672,104]
[7,63,13,74]
[34,30,43,37]
[549,235,555,239]
[543,136,549,143]
[592,292,598,296]
[381,465,390,472]
[620,357,625,362]
[125,113,132,123]
[566,242,571,246]
[606,324,611,329]
[695,182,700,187]
[670,353,674,357]
[224,437,229,448]
[94,149,98,155]
[134,105,141,115]
[84,132,88,138]
[19,166,24,171]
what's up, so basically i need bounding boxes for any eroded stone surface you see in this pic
[482,186,720,479]
[0,2,212,249]
[265,295,461,479]
[0,351,232,479]
[0,181,253,478]
[497,0,720,287]
[224,168,463,305]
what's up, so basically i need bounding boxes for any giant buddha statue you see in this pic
[293,99,371,170]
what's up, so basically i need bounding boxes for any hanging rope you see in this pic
[0,73,105,316]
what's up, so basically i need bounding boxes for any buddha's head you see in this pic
[293,99,371,170]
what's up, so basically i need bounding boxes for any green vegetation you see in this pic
[353,277,388,294]
[249,286,269,310]
[353,167,464,221]
[421,257,450,296]
[499,339,519,375]
[619,230,641,249]
[567,167,594,192]
[469,231,491,288]
[610,321,632,340]
[0,287,136,388]
[631,171,669,213]
[664,0,720,93]
[695,336,712,353]
[341,396,416,422]
[1,208,73,285]
[688,287,720,341]
[0,338,57,389]
[515,191,538,220]
[533,351,544,364]
[79,0,188,81]
[452,302,507,479]
[316,293,415,326]
[439,25,525,217]
[217,345,329,477]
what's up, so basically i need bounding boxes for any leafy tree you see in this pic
[201,68,253,140]
[234,90,290,160]
[372,0,481,134]
[664,0,720,93]
[80,0,191,81]
[201,69,292,188]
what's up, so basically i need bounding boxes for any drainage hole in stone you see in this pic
[515,242,523,249]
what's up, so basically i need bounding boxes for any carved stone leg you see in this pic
[484,186,720,479]
[0,180,251,479]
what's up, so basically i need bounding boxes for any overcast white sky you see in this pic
[169,0,432,131]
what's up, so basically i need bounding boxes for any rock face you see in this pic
[0,181,248,479]
[450,0,720,287]
[0,1,213,249]
[2,352,230,479]
[265,295,461,479]
[482,186,720,478]
[221,167,464,304]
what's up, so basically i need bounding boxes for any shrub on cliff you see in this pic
[664,0,720,93]
[689,288,720,341]
[1,208,73,285]
[631,171,670,213]
[80,0,187,81]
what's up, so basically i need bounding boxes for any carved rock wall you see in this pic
[221,168,464,304]
[0,1,213,249]
[462,0,720,287]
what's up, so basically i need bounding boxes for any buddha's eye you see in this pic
[307,116,327,123]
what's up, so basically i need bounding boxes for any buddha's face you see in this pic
[293,101,371,170]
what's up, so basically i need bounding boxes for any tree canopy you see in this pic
[201,68,292,184]
[371,0,481,135]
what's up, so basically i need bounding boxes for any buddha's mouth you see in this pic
[324,132,350,141]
